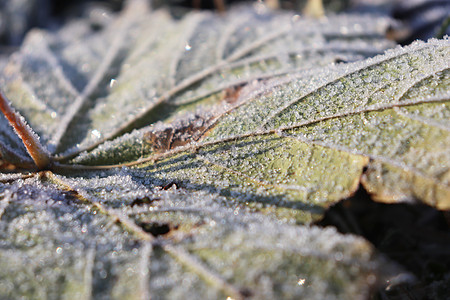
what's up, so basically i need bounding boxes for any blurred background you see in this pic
[0,0,448,49]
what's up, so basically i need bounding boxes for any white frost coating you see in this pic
[43,5,394,158]
[48,0,150,153]
[1,3,397,164]
[1,8,445,298]
[260,38,449,130]
[20,170,396,299]
[55,171,152,205]
[0,178,145,298]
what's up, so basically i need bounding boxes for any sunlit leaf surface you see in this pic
[0,1,448,298]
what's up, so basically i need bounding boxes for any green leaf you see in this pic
[1,1,394,158]
[1,1,448,299]
[73,38,450,213]
[0,175,401,299]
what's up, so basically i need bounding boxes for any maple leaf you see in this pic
[0,0,448,299]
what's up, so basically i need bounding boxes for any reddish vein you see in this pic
[0,90,51,169]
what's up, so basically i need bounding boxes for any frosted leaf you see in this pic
[0,3,394,157]
[1,2,448,299]
[2,0,150,153]
[75,38,449,211]
[0,179,150,299]
[0,175,399,299]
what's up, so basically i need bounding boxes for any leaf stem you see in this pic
[0,90,52,169]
